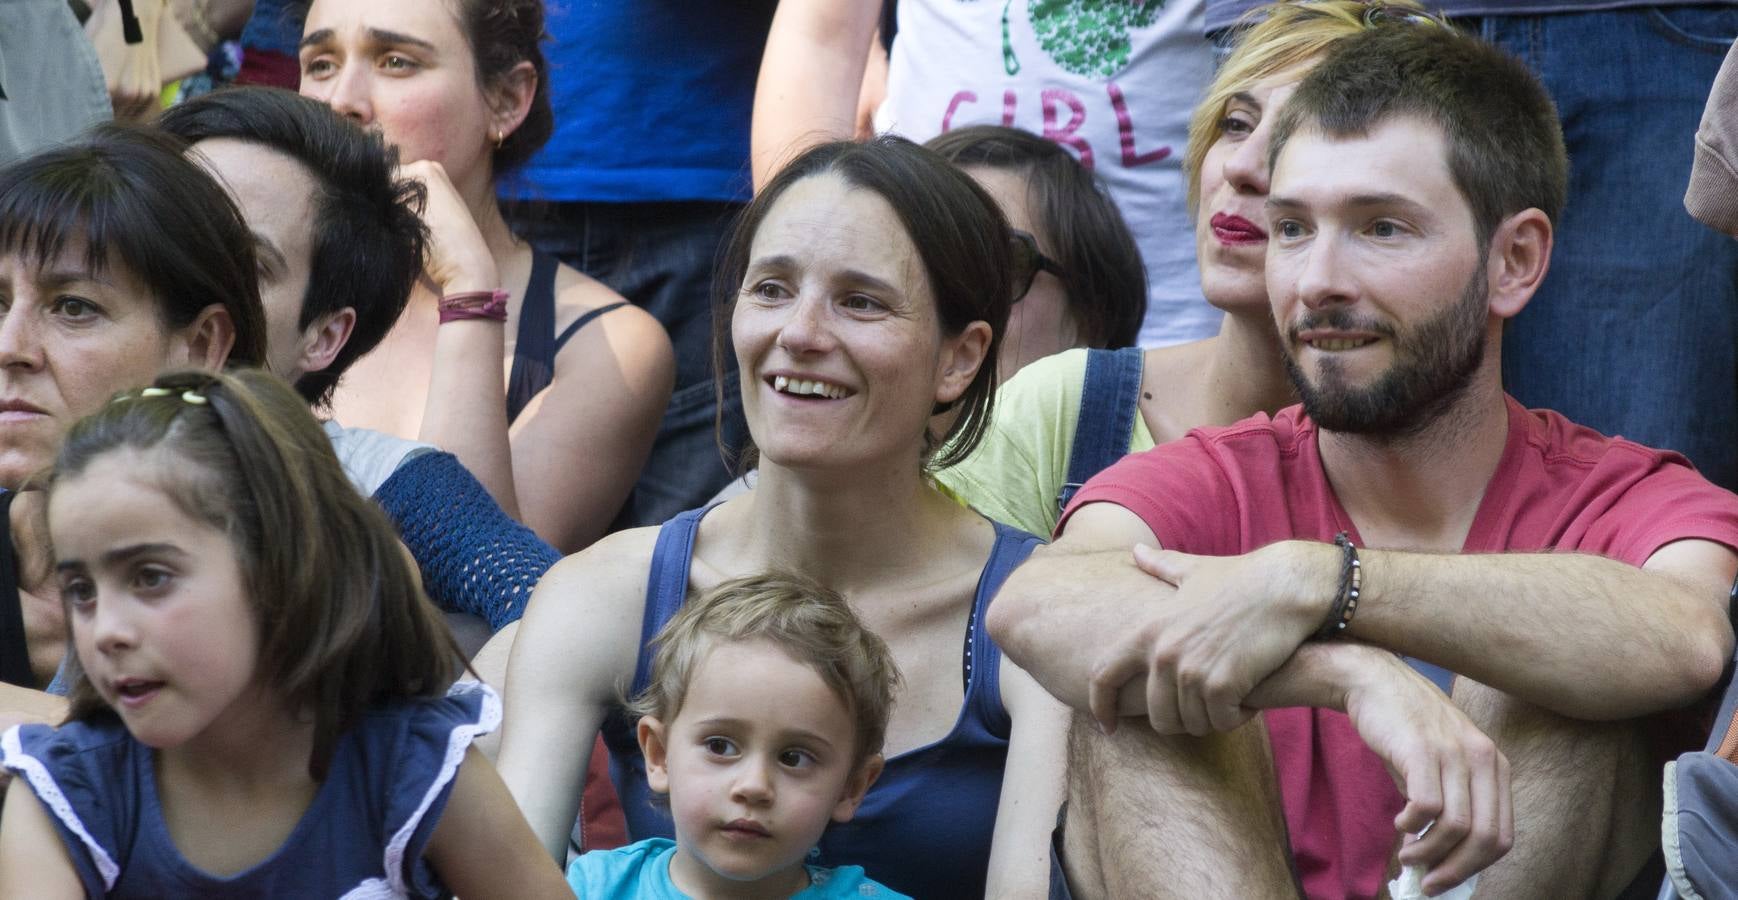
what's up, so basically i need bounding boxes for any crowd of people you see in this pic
[0,1,1735,898]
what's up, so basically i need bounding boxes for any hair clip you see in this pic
[114,386,209,405]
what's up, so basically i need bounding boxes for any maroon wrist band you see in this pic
[438,289,509,324]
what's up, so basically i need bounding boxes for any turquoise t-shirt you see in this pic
[567,838,911,899]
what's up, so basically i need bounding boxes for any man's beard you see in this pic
[1283,262,1489,439]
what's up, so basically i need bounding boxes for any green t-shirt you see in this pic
[936,349,1155,538]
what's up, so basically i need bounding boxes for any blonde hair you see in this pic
[1183,0,1432,214]
[629,572,902,766]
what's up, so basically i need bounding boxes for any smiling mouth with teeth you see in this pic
[1309,337,1376,352]
[771,375,850,399]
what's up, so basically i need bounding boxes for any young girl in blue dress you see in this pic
[0,369,570,898]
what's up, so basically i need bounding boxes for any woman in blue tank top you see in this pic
[486,137,1069,899]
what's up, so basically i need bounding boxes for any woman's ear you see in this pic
[637,716,671,795]
[177,304,238,370]
[831,754,884,824]
[486,61,538,147]
[935,319,993,406]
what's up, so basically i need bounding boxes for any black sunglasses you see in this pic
[1011,230,1067,303]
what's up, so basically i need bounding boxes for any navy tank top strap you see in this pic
[603,506,715,847]
[629,505,711,697]
[552,302,630,355]
[962,521,1042,740]
[504,248,561,424]
[1057,346,1146,515]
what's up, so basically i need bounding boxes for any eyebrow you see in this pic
[1266,192,1434,216]
[692,717,839,751]
[55,542,187,574]
[299,27,437,53]
[251,231,287,276]
[1228,91,1260,109]
[747,255,904,297]
[34,270,113,289]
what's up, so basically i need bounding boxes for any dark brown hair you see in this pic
[1269,25,1566,247]
[159,88,429,407]
[0,124,266,367]
[927,125,1146,349]
[50,369,463,777]
[713,136,1013,472]
[447,0,552,175]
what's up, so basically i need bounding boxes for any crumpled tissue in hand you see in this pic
[1387,866,1477,900]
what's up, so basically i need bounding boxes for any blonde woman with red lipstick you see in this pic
[936,0,1429,539]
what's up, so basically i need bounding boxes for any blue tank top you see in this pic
[600,505,1041,899]
[1,683,497,898]
[505,249,629,424]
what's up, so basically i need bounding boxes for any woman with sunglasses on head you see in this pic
[927,126,1148,382]
[489,136,1069,899]
[934,0,1429,540]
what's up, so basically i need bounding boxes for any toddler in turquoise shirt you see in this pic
[566,572,909,899]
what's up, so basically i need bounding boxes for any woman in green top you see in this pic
[937,0,1429,538]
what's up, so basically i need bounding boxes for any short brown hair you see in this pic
[1268,24,1567,246]
[629,572,902,767]
[1182,0,1432,215]
[49,369,463,777]
[927,125,1147,350]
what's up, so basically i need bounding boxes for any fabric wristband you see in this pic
[438,289,509,324]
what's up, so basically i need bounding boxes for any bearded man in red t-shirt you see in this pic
[990,23,1738,900]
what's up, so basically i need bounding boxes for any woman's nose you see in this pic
[774,294,835,355]
[320,63,375,126]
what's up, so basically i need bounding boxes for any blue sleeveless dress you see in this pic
[0,682,498,898]
[599,505,1041,899]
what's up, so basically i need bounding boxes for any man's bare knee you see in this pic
[1062,712,1297,900]
[1455,681,1656,899]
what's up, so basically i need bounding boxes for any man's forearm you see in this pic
[1348,547,1732,719]
[989,545,1172,712]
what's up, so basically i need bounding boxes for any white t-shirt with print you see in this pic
[877,0,1219,348]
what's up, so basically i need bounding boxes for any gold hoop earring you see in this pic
[492,130,505,150]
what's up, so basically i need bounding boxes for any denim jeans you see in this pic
[509,200,750,528]
[1469,7,1738,489]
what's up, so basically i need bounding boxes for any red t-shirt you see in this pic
[1059,397,1738,899]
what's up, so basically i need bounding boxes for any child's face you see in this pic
[51,452,262,752]
[639,639,881,895]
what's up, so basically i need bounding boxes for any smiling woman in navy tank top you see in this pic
[485,137,1070,899]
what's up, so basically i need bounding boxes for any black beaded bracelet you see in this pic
[1315,532,1362,640]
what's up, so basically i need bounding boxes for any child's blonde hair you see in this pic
[48,369,463,777]
[629,572,902,766]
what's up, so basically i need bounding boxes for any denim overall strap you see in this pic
[1057,347,1146,516]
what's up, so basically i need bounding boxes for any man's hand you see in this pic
[1341,650,1513,897]
[1088,541,1334,736]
